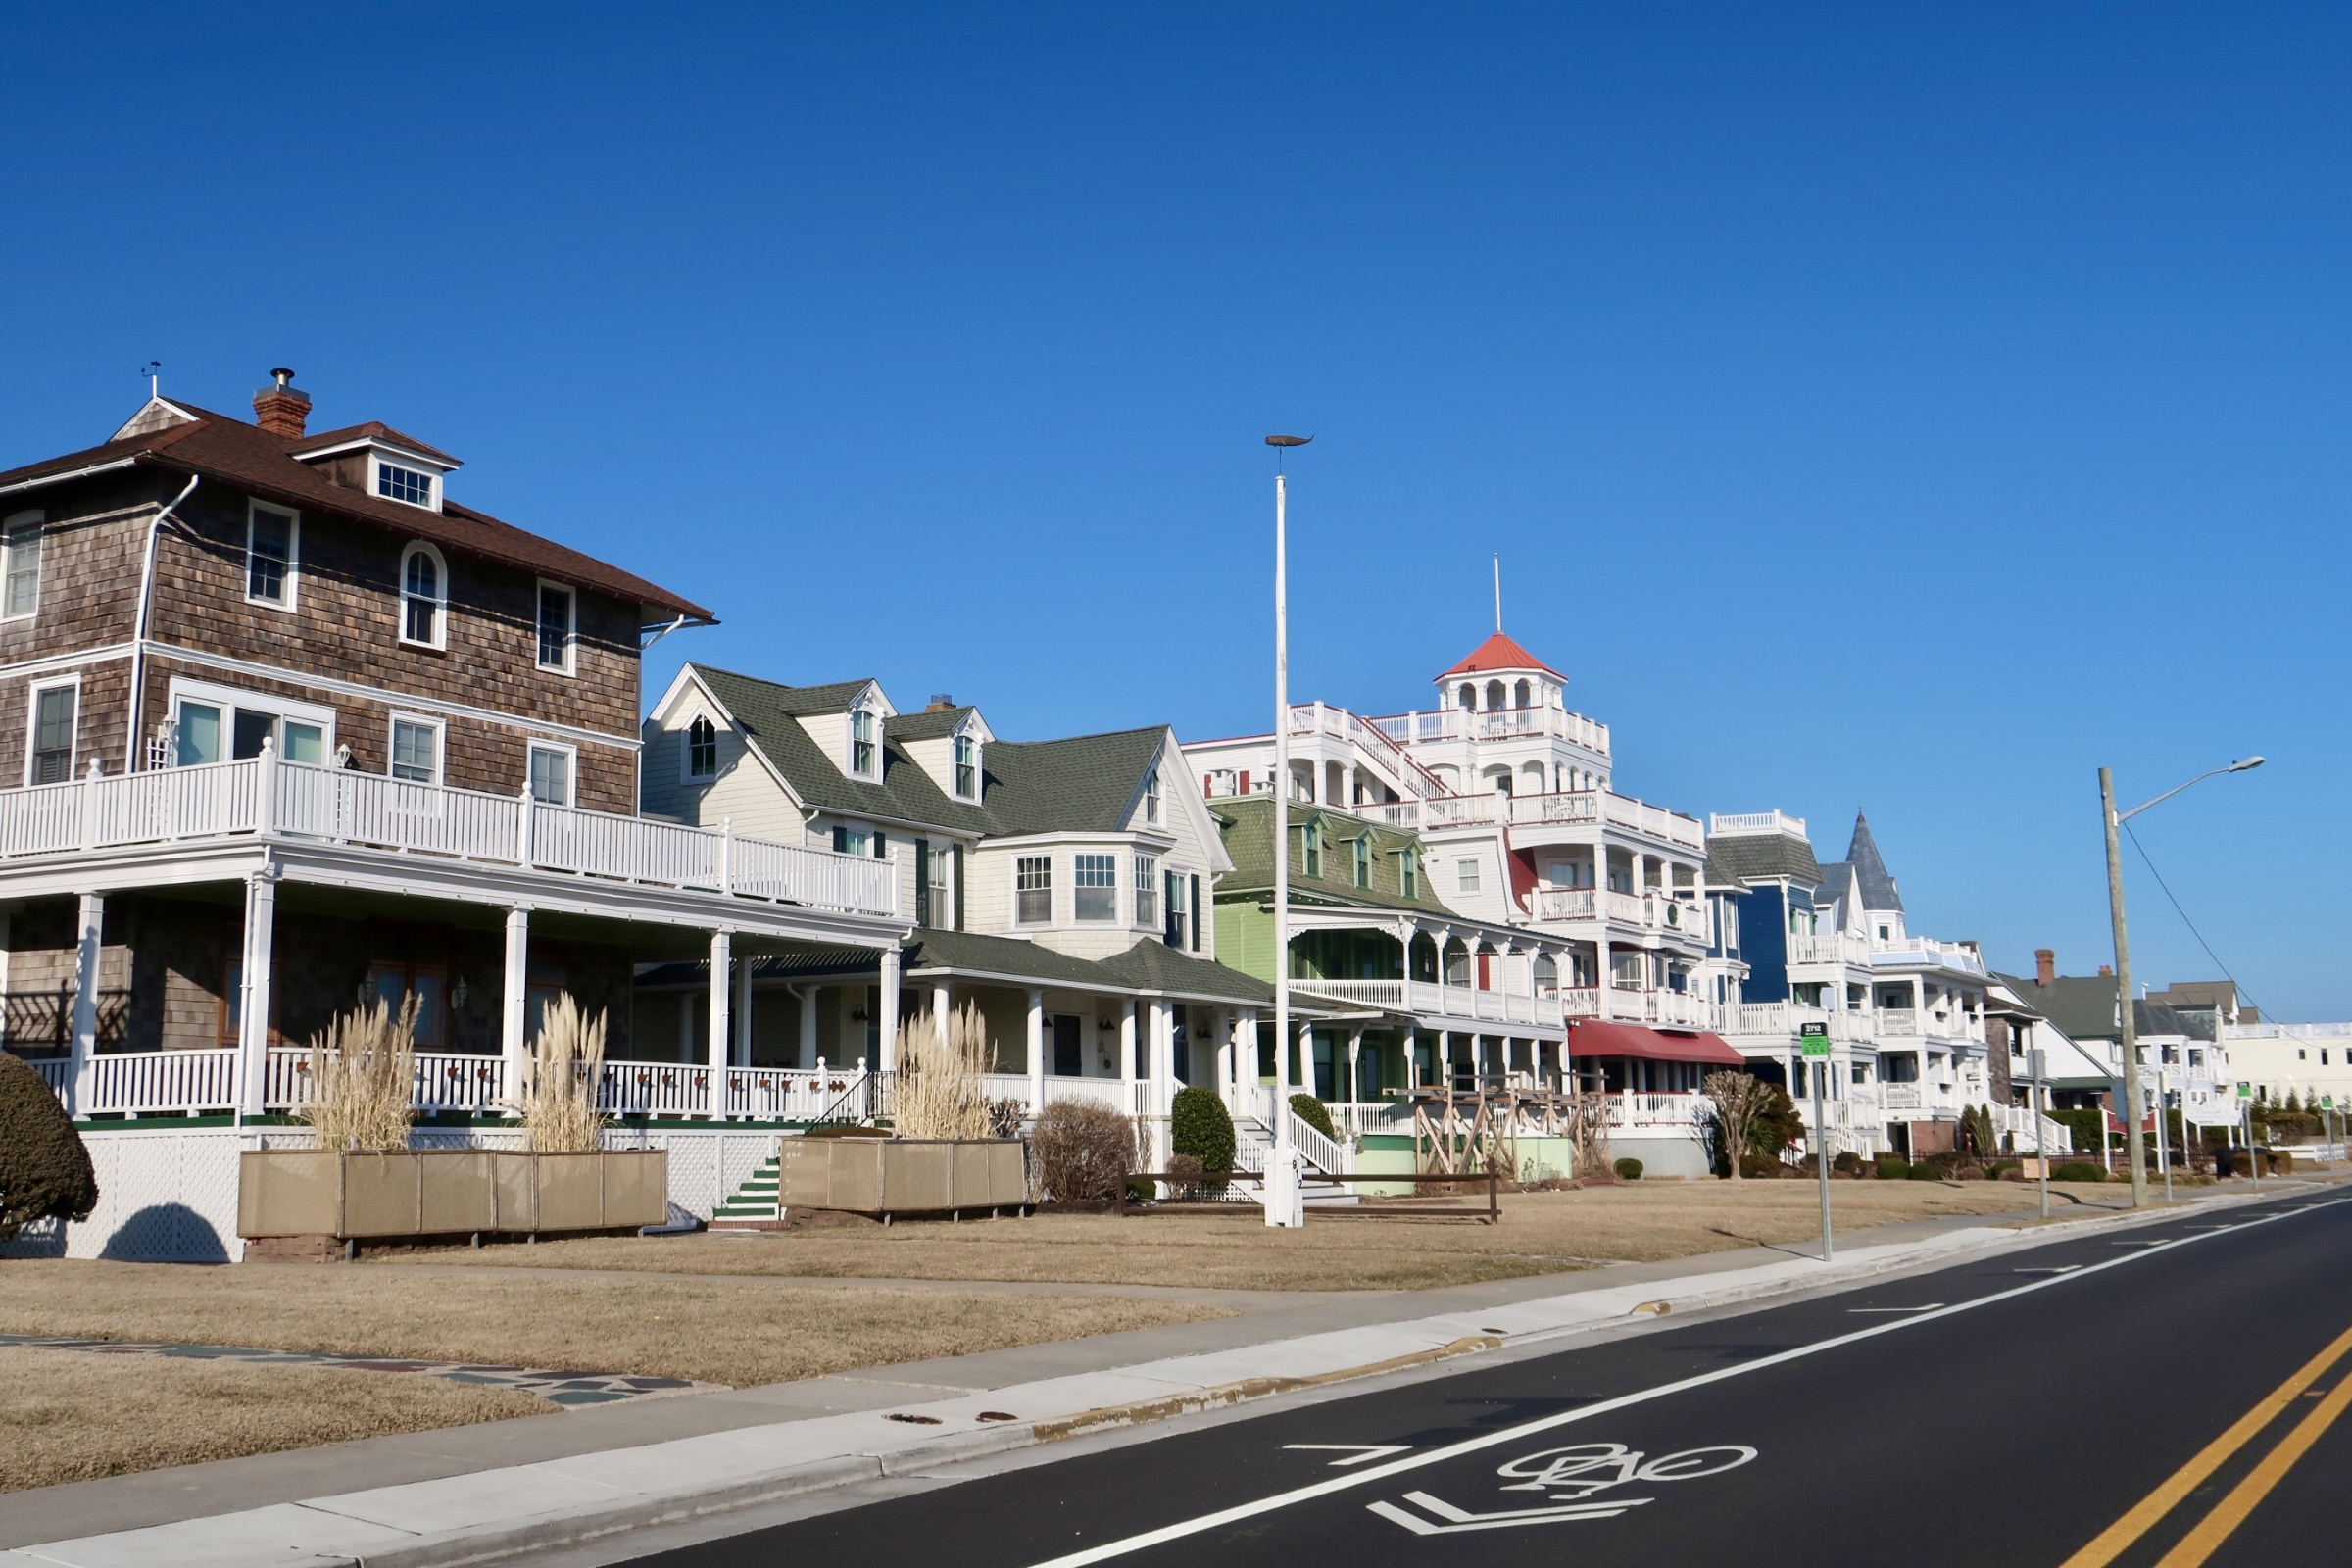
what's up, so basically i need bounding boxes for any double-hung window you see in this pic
[832,824,872,857]
[850,709,876,776]
[1134,855,1158,927]
[1400,847,1419,900]
[1456,858,1480,893]
[1163,868,1187,948]
[686,715,718,778]
[390,716,441,784]
[28,682,75,784]
[536,583,575,672]
[400,543,446,648]
[954,735,977,798]
[926,846,953,928]
[527,743,573,807]
[1073,854,1117,922]
[1143,768,1160,825]
[1353,837,1372,889]
[1016,856,1052,924]
[1301,821,1322,878]
[247,504,296,608]
[2,511,41,619]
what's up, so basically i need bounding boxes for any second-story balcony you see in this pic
[1292,975,1567,1031]
[1359,788,1705,851]
[1529,887,1709,943]
[1786,931,1986,978]
[1369,705,1611,757]
[0,753,901,921]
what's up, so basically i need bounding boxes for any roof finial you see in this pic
[139,360,161,400]
[1493,553,1502,632]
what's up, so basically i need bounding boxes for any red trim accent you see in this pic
[1440,631,1565,679]
[1567,1019,1746,1065]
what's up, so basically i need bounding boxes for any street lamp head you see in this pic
[1264,434,1313,448]
[2229,756,2266,772]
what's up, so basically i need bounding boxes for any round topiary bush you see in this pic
[0,1051,99,1244]
[1613,1156,1643,1181]
[1170,1085,1236,1172]
[1289,1094,1338,1143]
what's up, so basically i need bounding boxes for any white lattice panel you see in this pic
[0,1128,247,1263]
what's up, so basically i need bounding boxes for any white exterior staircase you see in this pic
[710,1155,781,1225]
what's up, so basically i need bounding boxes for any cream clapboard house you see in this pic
[639,664,1275,1151]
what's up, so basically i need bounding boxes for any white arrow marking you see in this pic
[1285,1444,1414,1467]
[1369,1492,1652,1534]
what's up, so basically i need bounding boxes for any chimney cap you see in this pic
[270,368,297,388]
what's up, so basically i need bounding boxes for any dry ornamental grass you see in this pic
[517,994,608,1152]
[303,995,420,1151]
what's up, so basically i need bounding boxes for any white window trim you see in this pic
[952,732,980,802]
[534,579,576,675]
[1072,850,1121,924]
[2,508,43,623]
[371,453,442,513]
[1133,853,1159,929]
[1012,853,1054,927]
[526,739,578,808]
[24,672,80,787]
[245,501,300,613]
[399,541,450,651]
[848,704,880,780]
[164,676,337,764]
[388,710,447,786]
[682,712,719,780]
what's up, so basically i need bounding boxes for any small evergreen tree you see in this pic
[0,1052,99,1244]
[1289,1093,1339,1143]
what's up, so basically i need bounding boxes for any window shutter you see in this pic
[953,844,965,930]
[913,837,930,927]
[873,830,887,858]
[1190,874,1201,951]
[831,825,848,854]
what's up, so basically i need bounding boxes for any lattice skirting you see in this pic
[3,1126,783,1263]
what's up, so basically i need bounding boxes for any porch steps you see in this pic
[1233,1119,1359,1206]
[709,1157,781,1225]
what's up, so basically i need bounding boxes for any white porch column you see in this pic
[734,949,755,1067]
[500,906,529,1111]
[1596,936,1612,1020]
[1150,998,1176,1165]
[707,929,731,1117]
[1347,1028,1362,1103]
[799,984,819,1069]
[1120,999,1139,1115]
[1403,1024,1418,1090]
[1438,1029,1451,1087]
[1240,1007,1260,1107]
[933,982,952,1050]
[1213,1007,1233,1105]
[877,944,902,1073]
[1295,1016,1312,1102]
[1026,987,1046,1111]
[68,892,104,1115]
[236,875,274,1118]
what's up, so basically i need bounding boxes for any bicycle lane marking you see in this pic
[1024,1194,2352,1568]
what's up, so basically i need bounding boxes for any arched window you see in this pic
[686,715,717,779]
[1485,679,1506,710]
[399,542,446,648]
[1513,679,1531,709]
[1457,683,1476,710]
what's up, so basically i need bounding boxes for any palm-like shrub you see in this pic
[896,1004,992,1140]
[1032,1101,1133,1202]
[0,1051,98,1243]
[304,995,420,1151]
[519,994,608,1152]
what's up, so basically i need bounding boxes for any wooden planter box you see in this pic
[237,1149,667,1240]
[779,1137,1028,1217]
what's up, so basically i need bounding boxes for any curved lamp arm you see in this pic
[2118,757,2265,824]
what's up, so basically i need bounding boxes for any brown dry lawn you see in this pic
[379,1178,2096,1292]
[0,1344,544,1493]
[0,1263,1229,1389]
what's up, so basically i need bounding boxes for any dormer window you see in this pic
[1144,767,1161,825]
[686,715,718,779]
[376,461,437,509]
[400,542,447,649]
[954,734,977,799]
[1353,836,1372,889]
[1400,847,1419,900]
[850,709,877,777]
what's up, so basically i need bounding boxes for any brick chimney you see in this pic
[925,693,957,713]
[252,368,311,439]
[2034,948,2055,987]
[2097,964,2113,977]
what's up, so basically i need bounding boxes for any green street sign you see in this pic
[2237,1082,2253,1099]
[2325,1097,2336,1110]
[1799,1022,1831,1059]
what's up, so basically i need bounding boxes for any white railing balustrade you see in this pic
[1286,1107,1351,1174]
[1788,932,1874,967]
[1532,887,1596,921]
[1295,976,1567,1029]
[1603,1091,1707,1129]
[79,1048,241,1115]
[1883,1084,1923,1110]
[0,755,898,919]
[597,1061,709,1117]
[1327,1099,1411,1137]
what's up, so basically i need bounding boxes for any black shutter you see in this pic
[1190,874,1202,951]
[913,837,930,927]
[953,844,965,930]
[831,825,848,854]
[873,830,887,858]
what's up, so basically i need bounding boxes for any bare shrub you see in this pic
[1031,1101,1133,1203]
[984,1098,1027,1139]
[895,1004,992,1141]
[304,996,419,1151]
[519,994,608,1152]
[1702,1070,1773,1181]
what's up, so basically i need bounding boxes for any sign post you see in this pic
[2239,1082,2259,1187]
[2155,1068,2173,1203]
[2324,1096,2336,1173]
[2028,1048,2049,1220]
[1801,1022,1832,1262]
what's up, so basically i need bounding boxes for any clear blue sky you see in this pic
[5,5,2344,1016]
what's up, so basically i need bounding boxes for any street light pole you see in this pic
[1265,435,1311,1230]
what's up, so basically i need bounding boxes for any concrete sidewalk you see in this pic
[0,1183,2309,1568]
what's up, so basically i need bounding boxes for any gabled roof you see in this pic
[286,420,463,466]
[0,399,710,621]
[1440,631,1563,680]
[1989,971,2213,1043]
[1844,811,1902,912]
[982,728,1171,836]
[1703,832,1822,888]
[1210,795,1462,917]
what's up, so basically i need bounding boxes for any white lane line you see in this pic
[1847,1304,1944,1314]
[1025,1196,2351,1567]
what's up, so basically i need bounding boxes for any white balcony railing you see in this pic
[1368,705,1612,757]
[0,755,899,919]
[1869,937,1987,976]
[1603,1091,1708,1130]
[1294,976,1566,1029]
[1882,1084,1923,1110]
[1788,932,1873,967]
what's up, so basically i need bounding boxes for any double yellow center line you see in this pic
[2062,1321,2352,1568]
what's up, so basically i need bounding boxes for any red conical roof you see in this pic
[1440,631,1562,679]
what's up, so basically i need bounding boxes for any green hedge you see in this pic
[2046,1108,2107,1157]
[1613,1157,1643,1181]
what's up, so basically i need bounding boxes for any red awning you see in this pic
[1567,1019,1746,1066]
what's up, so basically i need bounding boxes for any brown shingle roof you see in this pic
[0,403,711,622]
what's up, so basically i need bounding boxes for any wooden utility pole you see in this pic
[2099,766,2149,1208]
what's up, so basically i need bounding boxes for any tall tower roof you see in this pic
[1440,631,1563,680]
[1844,810,1903,912]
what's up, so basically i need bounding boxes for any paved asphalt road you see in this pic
[631,1189,2352,1568]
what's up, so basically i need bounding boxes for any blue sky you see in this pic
[5,5,2344,1015]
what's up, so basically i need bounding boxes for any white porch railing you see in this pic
[1295,977,1566,1029]
[1287,1106,1351,1174]
[1604,1091,1708,1129]
[0,755,899,918]
[1787,932,1872,967]
[1367,706,1612,757]
[1327,1099,1411,1137]
[1868,937,1987,976]
[81,1048,241,1114]
[1883,1084,1923,1110]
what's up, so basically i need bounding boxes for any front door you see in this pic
[1053,1014,1082,1077]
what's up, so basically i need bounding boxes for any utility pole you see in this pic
[2099,767,2149,1209]
[1264,435,1311,1229]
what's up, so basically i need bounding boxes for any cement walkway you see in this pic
[0,1184,2303,1568]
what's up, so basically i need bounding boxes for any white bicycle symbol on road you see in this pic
[1370,1441,1758,1535]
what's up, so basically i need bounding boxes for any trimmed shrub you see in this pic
[1876,1155,1912,1181]
[0,1051,98,1244]
[2051,1160,2106,1183]
[1170,1085,1236,1172]
[1613,1156,1643,1181]
[1289,1094,1339,1144]
[1832,1152,1864,1176]
[1904,1160,1942,1180]
[1033,1101,1134,1202]
[1738,1152,1782,1179]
